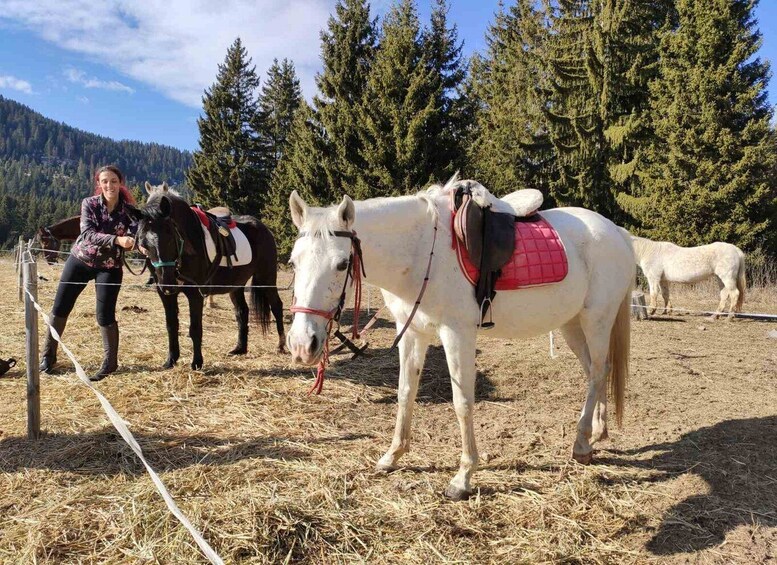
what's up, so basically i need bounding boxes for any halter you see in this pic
[149,224,185,269]
[290,229,366,395]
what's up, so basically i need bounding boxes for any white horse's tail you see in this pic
[736,251,746,312]
[608,281,632,427]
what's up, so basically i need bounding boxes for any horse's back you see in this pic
[484,207,634,338]
[658,241,742,283]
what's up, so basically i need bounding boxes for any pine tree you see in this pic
[637,0,776,253]
[422,0,467,182]
[468,0,554,196]
[541,0,612,214]
[315,0,377,196]
[357,0,438,196]
[187,38,268,216]
[258,59,302,177]
[264,103,330,260]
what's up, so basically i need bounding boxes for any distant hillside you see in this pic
[0,95,193,247]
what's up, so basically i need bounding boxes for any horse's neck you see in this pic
[51,216,80,239]
[352,197,434,295]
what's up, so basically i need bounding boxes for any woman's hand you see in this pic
[116,236,135,250]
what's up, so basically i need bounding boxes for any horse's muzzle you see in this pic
[288,332,322,365]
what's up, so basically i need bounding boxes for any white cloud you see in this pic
[0,74,33,93]
[64,67,134,93]
[77,95,90,104]
[0,0,335,108]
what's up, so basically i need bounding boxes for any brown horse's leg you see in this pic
[228,290,249,355]
[269,289,286,353]
[183,288,204,370]
[159,291,180,369]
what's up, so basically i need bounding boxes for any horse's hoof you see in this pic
[375,461,396,474]
[276,345,286,354]
[444,484,473,501]
[572,450,593,465]
[228,348,247,355]
[191,361,203,370]
[162,359,176,369]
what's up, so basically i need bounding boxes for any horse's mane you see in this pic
[144,189,186,218]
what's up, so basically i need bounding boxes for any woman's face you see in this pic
[99,170,122,203]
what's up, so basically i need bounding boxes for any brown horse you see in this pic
[129,183,285,369]
[36,216,80,264]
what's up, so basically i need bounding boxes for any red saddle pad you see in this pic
[453,213,568,290]
[191,206,237,229]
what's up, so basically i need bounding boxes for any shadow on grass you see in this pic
[598,416,777,555]
[0,428,372,476]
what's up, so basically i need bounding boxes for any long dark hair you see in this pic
[93,165,136,205]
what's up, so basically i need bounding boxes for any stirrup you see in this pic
[478,299,494,329]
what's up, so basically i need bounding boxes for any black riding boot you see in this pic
[40,315,68,374]
[90,322,119,382]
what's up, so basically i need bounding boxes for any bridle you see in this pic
[290,214,439,396]
[290,229,366,395]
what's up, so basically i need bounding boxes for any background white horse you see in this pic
[631,236,746,318]
[286,179,635,500]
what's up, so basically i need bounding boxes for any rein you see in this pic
[290,229,366,395]
[291,214,438,395]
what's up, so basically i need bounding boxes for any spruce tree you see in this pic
[422,0,467,182]
[357,0,437,196]
[468,0,554,196]
[541,0,611,214]
[637,0,776,253]
[315,0,377,196]
[258,58,302,176]
[264,103,329,260]
[187,38,268,216]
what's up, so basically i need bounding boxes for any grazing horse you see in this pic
[631,236,746,319]
[35,216,80,264]
[129,183,285,369]
[286,177,635,500]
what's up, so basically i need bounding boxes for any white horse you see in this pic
[631,236,746,318]
[286,179,635,500]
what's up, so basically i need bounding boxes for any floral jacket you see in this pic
[71,195,138,270]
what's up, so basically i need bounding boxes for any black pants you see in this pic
[52,255,123,326]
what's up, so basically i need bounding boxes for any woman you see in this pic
[40,165,137,381]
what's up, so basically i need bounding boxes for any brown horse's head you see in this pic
[36,227,61,265]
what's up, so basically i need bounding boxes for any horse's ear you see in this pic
[144,181,153,195]
[337,195,355,229]
[159,196,172,218]
[289,190,307,230]
[162,181,169,192]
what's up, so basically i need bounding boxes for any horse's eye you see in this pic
[336,259,349,272]
[288,259,296,270]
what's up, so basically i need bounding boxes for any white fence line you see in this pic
[21,253,224,565]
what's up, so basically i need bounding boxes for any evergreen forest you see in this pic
[2,0,775,261]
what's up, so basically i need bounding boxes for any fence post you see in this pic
[24,249,41,440]
[18,236,25,302]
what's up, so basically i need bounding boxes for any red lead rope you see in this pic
[290,230,365,395]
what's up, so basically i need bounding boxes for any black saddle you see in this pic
[453,183,516,328]
[194,205,239,267]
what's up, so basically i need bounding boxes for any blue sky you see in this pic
[0,0,775,152]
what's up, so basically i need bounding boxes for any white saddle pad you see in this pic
[201,224,252,267]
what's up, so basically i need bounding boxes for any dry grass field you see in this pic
[0,254,775,564]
